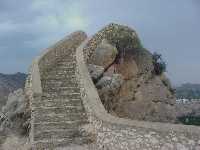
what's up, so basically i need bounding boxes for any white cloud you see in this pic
[30,0,90,33]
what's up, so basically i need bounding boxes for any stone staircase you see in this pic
[31,50,92,149]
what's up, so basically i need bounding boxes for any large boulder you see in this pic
[116,76,176,122]
[84,23,143,62]
[90,39,118,69]
[88,64,104,82]
[115,52,139,80]
[96,74,124,114]
[85,23,177,123]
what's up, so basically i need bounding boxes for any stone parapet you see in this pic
[76,39,200,150]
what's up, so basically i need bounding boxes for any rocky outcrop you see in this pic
[86,23,176,123]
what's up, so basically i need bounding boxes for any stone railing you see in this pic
[25,31,87,146]
[76,39,200,150]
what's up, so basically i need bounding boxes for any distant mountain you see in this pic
[175,83,200,99]
[0,73,27,109]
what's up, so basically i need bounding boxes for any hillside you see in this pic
[0,73,27,109]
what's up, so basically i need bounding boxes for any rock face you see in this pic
[96,74,124,113]
[86,23,176,123]
[88,64,104,82]
[90,39,118,69]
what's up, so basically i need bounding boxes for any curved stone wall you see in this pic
[77,39,200,150]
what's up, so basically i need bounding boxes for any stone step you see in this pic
[56,60,76,64]
[42,74,76,80]
[43,86,80,93]
[57,61,76,66]
[42,80,78,88]
[33,106,85,115]
[34,114,87,124]
[56,61,76,66]
[43,92,81,98]
[40,95,79,101]
[42,83,79,89]
[53,55,74,61]
[32,98,82,108]
[43,70,76,77]
[55,64,76,70]
[33,120,88,131]
[42,92,81,99]
[34,136,93,149]
[34,128,90,141]
[42,87,80,94]
[53,67,75,72]
[42,77,77,83]
[39,95,80,101]
[49,68,75,74]
[42,82,78,90]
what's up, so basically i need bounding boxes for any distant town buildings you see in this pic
[176,99,200,104]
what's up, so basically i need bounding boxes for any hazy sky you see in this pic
[0,0,199,85]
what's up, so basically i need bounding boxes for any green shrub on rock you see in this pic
[152,52,167,75]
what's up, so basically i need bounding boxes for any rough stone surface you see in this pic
[90,39,118,69]
[96,74,124,114]
[83,23,143,62]
[88,64,104,82]
[116,76,176,122]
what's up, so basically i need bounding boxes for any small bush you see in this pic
[152,52,166,75]
[178,116,200,126]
